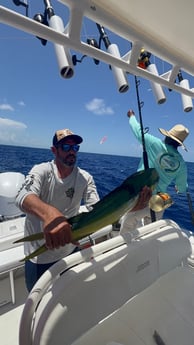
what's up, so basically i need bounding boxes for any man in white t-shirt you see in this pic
[16,128,100,291]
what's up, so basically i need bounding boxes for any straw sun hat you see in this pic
[159,124,189,151]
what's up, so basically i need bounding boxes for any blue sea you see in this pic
[0,144,194,232]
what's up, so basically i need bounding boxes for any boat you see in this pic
[1,0,194,344]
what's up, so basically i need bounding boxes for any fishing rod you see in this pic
[43,0,74,78]
[134,76,149,170]
[12,0,74,78]
[133,48,157,221]
[96,24,129,93]
[133,48,151,171]
[73,23,129,92]
[133,73,156,222]
[11,1,129,92]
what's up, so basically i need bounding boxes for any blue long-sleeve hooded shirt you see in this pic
[129,116,188,193]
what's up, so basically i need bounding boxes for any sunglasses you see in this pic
[60,144,80,152]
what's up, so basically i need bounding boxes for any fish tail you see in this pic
[14,232,44,243]
[19,244,47,262]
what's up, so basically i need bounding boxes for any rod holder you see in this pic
[107,44,129,93]
[49,15,74,79]
[147,64,166,104]
[179,79,193,112]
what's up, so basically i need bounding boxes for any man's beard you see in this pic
[60,153,76,167]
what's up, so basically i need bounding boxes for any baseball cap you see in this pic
[52,128,83,147]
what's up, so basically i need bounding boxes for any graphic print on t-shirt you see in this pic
[159,153,180,173]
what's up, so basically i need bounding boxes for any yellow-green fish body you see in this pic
[70,168,159,240]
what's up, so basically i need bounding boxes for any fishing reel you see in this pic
[33,12,48,46]
[149,193,173,212]
[72,38,100,66]
[137,48,166,104]
[137,48,151,69]
[12,0,29,16]
[73,24,129,93]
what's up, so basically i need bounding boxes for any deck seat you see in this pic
[71,266,194,345]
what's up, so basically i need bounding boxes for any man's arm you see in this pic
[127,109,135,118]
[127,109,157,148]
[21,194,73,250]
[127,109,144,143]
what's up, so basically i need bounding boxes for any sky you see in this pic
[0,1,194,162]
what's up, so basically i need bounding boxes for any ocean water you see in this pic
[0,144,194,232]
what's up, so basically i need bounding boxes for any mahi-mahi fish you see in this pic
[14,168,159,261]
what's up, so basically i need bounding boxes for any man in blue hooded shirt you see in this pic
[120,109,189,233]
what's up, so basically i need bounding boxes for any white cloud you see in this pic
[85,98,114,115]
[0,117,26,129]
[0,117,27,145]
[0,103,14,111]
[18,101,25,107]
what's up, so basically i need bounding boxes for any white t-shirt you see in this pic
[16,160,99,263]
